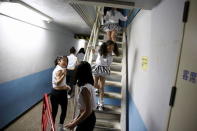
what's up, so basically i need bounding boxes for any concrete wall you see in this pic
[127,0,185,130]
[0,15,79,83]
[0,15,79,129]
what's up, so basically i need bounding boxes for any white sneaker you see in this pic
[95,89,99,95]
[67,94,71,99]
[58,124,66,131]
[98,105,104,111]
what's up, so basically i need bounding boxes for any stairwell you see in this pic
[94,31,124,131]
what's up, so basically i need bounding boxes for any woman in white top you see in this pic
[66,47,78,98]
[65,61,96,131]
[103,7,127,42]
[51,56,71,131]
[92,40,119,111]
[76,48,85,62]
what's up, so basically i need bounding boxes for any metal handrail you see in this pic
[84,7,101,63]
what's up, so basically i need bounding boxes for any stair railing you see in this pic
[83,6,102,63]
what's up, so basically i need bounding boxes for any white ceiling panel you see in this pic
[21,0,91,34]
[19,0,162,34]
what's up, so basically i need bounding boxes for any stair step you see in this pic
[94,105,121,115]
[100,98,121,106]
[94,126,121,131]
[105,81,122,88]
[111,71,122,76]
[96,92,121,99]
[112,61,122,65]
[113,56,122,63]
[95,111,120,121]
[118,48,123,55]
[95,119,121,130]
[110,64,122,72]
[112,60,122,64]
[106,73,122,82]
[105,85,121,93]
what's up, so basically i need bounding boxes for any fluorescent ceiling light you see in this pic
[0,1,52,22]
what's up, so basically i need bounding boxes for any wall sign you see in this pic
[182,69,197,84]
[141,56,148,71]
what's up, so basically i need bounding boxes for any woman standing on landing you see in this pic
[67,47,78,98]
[51,56,71,131]
[65,61,96,131]
[92,40,119,111]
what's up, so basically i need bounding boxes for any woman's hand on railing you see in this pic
[98,10,104,16]
[92,49,95,54]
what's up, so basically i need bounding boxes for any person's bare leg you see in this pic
[107,31,112,40]
[111,30,117,42]
[99,76,106,108]
[94,76,100,89]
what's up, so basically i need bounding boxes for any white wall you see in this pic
[0,15,79,83]
[127,0,185,130]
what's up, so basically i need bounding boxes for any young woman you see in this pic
[103,7,127,42]
[76,48,85,62]
[67,47,78,98]
[92,40,119,111]
[65,61,96,131]
[51,56,71,131]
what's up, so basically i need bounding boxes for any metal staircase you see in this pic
[94,32,124,131]
[73,7,126,131]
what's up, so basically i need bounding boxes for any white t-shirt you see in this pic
[104,10,127,24]
[95,53,113,67]
[67,54,78,70]
[52,65,67,88]
[78,83,96,111]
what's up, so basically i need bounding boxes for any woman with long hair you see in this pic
[103,7,127,42]
[76,48,85,62]
[65,61,96,131]
[92,40,119,111]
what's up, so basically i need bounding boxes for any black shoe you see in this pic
[95,89,99,94]
[98,106,104,111]
[96,105,104,111]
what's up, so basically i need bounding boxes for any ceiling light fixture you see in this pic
[0,0,53,23]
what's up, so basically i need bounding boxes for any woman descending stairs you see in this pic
[94,31,124,131]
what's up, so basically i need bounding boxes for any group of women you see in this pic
[50,7,127,131]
